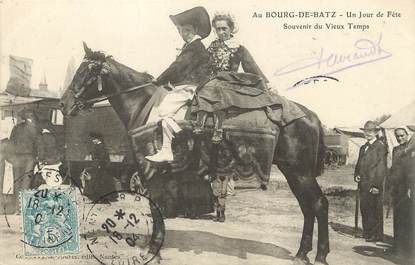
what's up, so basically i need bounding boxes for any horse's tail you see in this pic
[315,121,326,177]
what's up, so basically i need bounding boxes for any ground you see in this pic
[0,166,413,265]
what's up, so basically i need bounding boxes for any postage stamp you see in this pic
[20,188,79,256]
[82,190,165,265]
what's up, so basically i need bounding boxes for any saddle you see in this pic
[128,87,305,185]
[130,109,279,185]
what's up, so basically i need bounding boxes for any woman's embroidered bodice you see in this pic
[207,39,239,73]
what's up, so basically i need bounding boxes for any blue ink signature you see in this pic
[290,75,339,90]
[274,33,392,80]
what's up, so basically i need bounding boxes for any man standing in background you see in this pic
[9,109,39,212]
[400,127,415,256]
[389,127,410,255]
[354,121,388,242]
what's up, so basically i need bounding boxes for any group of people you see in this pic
[2,109,60,213]
[141,7,281,222]
[354,120,414,257]
[144,7,279,163]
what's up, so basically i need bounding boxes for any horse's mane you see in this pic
[106,57,154,88]
[86,50,154,88]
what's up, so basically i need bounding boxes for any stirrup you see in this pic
[212,129,223,143]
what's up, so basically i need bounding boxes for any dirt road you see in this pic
[0,168,412,265]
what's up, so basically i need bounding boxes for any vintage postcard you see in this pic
[0,0,414,264]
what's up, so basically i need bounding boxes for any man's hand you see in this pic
[354,175,361,183]
[369,187,380,194]
[408,189,412,199]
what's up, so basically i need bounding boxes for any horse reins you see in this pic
[84,82,154,105]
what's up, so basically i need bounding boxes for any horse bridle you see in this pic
[71,58,153,109]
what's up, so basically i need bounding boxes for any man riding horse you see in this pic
[145,7,212,162]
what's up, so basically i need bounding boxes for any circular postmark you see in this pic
[83,190,165,265]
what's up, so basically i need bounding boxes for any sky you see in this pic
[1,0,414,127]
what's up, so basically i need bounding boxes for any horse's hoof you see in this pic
[143,253,161,264]
[314,260,329,265]
[293,256,311,265]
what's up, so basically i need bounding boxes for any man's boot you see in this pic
[193,111,208,135]
[218,210,225,222]
[212,210,220,222]
[146,120,174,162]
[212,111,225,143]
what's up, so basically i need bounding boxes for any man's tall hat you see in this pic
[169,6,211,39]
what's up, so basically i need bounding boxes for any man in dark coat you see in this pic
[9,109,39,208]
[354,120,388,242]
[84,132,117,202]
[37,128,60,165]
[389,127,411,254]
[398,130,415,256]
[29,127,62,188]
[145,6,212,162]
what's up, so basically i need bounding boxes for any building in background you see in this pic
[30,73,58,98]
[5,56,33,97]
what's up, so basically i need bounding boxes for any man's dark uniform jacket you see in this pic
[403,134,415,199]
[154,38,211,87]
[9,120,39,202]
[355,139,388,191]
[398,134,415,254]
[37,131,60,164]
[9,121,39,155]
[391,144,408,201]
[354,138,388,240]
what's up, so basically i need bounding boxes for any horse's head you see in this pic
[61,42,156,117]
[60,42,113,116]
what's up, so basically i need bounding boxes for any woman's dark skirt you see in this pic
[193,72,280,113]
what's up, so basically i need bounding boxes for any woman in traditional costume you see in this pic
[193,13,279,142]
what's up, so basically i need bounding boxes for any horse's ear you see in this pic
[83,42,93,58]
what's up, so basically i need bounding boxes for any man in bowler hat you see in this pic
[354,120,388,242]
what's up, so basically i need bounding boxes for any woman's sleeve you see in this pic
[240,46,269,83]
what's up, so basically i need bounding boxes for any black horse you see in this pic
[60,43,329,265]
